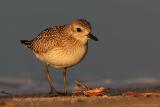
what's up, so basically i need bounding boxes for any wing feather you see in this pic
[30,27,64,53]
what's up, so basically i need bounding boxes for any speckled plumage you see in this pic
[21,19,97,68]
[31,26,68,53]
[30,19,91,53]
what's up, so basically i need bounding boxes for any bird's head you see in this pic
[67,19,98,44]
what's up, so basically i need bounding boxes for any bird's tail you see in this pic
[20,40,32,48]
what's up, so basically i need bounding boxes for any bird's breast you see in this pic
[35,45,87,68]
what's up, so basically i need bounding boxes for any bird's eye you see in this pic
[77,28,82,32]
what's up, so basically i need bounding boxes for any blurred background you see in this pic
[0,0,160,93]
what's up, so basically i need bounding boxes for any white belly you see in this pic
[34,46,87,68]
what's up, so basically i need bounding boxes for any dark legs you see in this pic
[63,68,67,95]
[44,64,58,96]
[44,64,68,96]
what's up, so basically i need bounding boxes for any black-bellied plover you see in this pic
[20,19,98,96]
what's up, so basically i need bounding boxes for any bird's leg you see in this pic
[63,68,67,95]
[44,64,59,96]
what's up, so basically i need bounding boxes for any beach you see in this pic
[0,79,160,107]
[0,95,160,107]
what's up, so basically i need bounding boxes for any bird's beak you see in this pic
[88,33,98,41]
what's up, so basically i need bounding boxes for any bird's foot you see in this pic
[49,90,59,97]
[49,89,65,97]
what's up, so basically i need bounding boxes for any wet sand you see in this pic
[0,84,160,107]
[0,96,160,107]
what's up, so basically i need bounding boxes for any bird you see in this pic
[20,19,98,96]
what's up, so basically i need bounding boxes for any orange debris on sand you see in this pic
[72,81,107,96]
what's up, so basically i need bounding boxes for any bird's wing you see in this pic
[30,27,64,53]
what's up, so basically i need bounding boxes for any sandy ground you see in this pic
[0,96,160,107]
